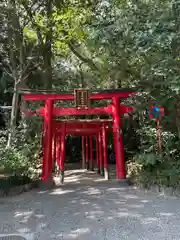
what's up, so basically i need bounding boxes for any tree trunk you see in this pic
[43,0,53,89]
[79,62,86,87]
[43,42,52,89]
[7,82,19,147]
[176,95,180,139]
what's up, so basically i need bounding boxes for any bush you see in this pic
[0,147,30,175]
[127,122,180,188]
[0,126,41,177]
[0,175,31,189]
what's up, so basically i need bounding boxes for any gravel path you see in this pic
[0,169,180,240]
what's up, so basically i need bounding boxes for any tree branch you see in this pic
[21,1,44,45]
[16,62,41,85]
[68,41,99,72]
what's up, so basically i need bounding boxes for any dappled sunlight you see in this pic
[37,190,48,195]
[0,233,35,240]
[1,169,180,239]
[93,178,106,182]
[16,228,33,234]
[158,212,174,217]
[92,205,102,210]
[49,189,75,195]
[128,204,145,209]
[14,211,34,218]
[79,199,90,205]
[62,168,107,185]
[85,210,105,219]
[114,200,127,204]
[141,217,158,224]
[82,187,101,195]
[106,187,127,192]
[123,194,139,199]
[114,207,128,212]
[116,212,142,218]
[63,228,91,239]
[140,200,149,203]
[65,169,87,174]
[63,174,101,184]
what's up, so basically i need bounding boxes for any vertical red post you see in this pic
[52,132,56,173]
[42,121,47,181]
[98,131,104,176]
[102,124,109,180]
[90,136,94,171]
[96,134,100,174]
[60,123,66,183]
[41,99,54,188]
[112,97,127,183]
[85,136,89,170]
[156,118,162,153]
[52,135,54,160]
[82,136,86,169]
[56,131,61,173]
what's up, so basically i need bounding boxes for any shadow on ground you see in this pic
[0,166,180,240]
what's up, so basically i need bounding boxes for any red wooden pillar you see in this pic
[56,131,61,172]
[102,124,109,180]
[41,99,54,188]
[42,121,47,181]
[52,132,56,173]
[112,97,127,183]
[98,131,104,176]
[52,135,54,160]
[60,123,66,183]
[82,136,86,169]
[85,136,89,170]
[96,134,100,174]
[90,136,94,171]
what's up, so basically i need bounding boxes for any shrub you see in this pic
[0,126,41,177]
[0,147,30,175]
[127,122,180,188]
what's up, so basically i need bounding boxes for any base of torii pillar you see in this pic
[39,177,55,190]
[116,178,130,186]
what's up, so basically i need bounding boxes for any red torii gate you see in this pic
[22,88,135,188]
[52,119,112,183]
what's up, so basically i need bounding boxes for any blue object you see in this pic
[149,106,164,119]
[151,107,161,118]
[153,107,160,112]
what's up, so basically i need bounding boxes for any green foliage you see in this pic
[0,126,41,176]
[23,27,38,42]
[1,0,180,189]
[0,148,30,175]
[135,152,161,166]
[0,174,31,196]
[127,120,180,188]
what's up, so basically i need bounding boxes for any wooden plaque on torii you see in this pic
[74,88,90,109]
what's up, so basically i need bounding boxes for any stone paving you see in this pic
[1,169,180,239]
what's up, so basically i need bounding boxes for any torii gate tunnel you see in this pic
[22,88,136,187]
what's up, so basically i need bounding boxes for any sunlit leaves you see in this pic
[52,7,89,43]
[23,27,37,41]
[53,41,69,56]
[34,14,46,29]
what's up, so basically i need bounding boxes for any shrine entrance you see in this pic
[53,119,112,183]
[22,88,135,188]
